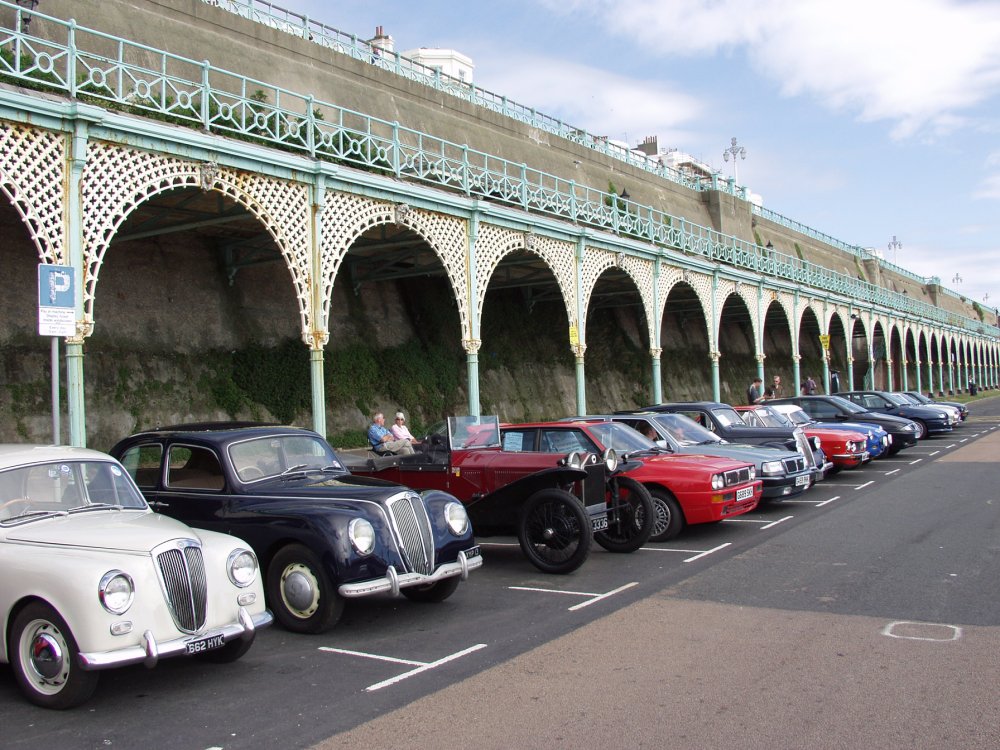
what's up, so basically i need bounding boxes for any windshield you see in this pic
[448,415,501,450]
[0,459,147,523]
[827,395,867,414]
[884,393,910,406]
[228,434,343,482]
[745,406,793,428]
[905,392,931,404]
[894,393,920,405]
[771,406,811,425]
[711,407,746,427]
[651,413,722,445]
[587,422,658,453]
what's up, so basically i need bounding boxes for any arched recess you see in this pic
[869,320,888,389]
[717,291,757,403]
[80,142,312,338]
[579,246,655,353]
[904,328,918,389]
[659,279,711,400]
[321,193,471,347]
[917,330,930,393]
[848,314,868,391]
[889,324,904,388]
[584,265,649,409]
[761,298,793,394]
[0,120,66,264]
[798,305,824,391]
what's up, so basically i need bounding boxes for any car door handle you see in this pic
[149,500,170,509]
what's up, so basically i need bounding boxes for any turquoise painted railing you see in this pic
[0,1,992,337]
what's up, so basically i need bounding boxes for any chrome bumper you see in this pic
[78,607,273,671]
[339,547,483,598]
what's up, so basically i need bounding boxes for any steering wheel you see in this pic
[0,498,31,514]
[240,466,265,481]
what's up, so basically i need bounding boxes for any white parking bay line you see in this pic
[508,582,639,612]
[684,542,732,562]
[319,643,488,692]
[854,480,875,490]
[724,516,792,529]
[909,458,923,465]
[784,495,839,506]
[884,469,900,476]
[928,451,940,456]
[761,515,793,529]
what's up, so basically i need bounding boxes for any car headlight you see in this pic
[565,451,584,469]
[711,473,724,490]
[810,436,822,451]
[886,435,893,445]
[748,465,756,481]
[227,548,258,587]
[99,570,135,615]
[603,448,619,472]
[761,460,784,476]
[348,518,376,555]
[444,501,470,536]
[938,413,947,419]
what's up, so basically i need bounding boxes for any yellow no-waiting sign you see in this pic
[819,334,831,350]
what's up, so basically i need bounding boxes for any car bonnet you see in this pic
[4,510,201,554]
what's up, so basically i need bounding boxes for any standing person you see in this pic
[368,411,415,455]
[805,375,817,395]
[766,375,784,399]
[390,411,421,446]
[830,370,841,393]
[747,377,764,405]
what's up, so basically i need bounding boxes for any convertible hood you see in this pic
[5,511,199,554]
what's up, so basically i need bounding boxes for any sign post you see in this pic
[38,264,76,444]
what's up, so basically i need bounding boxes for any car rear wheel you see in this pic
[913,420,928,439]
[402,577,460,603]
[267,544,344,634]
[517,489,592,574]
[10,603,100,709]
[647,488,685,542]
[595,476,654,553]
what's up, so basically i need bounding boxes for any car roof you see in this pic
[121,423,319,444]
[0,444,114,472]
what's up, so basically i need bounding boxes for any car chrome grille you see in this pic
[723,467,753,486]
[783,456,806,473]
[155,540,207,634]
[387,492,434,575]
[793,428,817,468]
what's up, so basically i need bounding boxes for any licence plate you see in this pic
[591,516,609,532]
[735,486,754,502]
[795,474,810,486]
[860,452,870,461]
[465,545,481,559]
[185,633,225,655]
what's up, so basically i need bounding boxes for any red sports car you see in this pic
[735,405,870,470]
[501,420,762,542]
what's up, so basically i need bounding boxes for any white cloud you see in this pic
[538,0,1000,140]
[474,52,704,140]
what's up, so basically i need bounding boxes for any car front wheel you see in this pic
[517,488,592,574]
[10,603,100,709]
[595,476,654,553]
[913,420,928,439]
[267,544,344,634]
[647,488,685,542]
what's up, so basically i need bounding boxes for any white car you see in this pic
[0,445,272,709]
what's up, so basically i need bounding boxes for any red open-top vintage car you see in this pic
[344,416,653,574]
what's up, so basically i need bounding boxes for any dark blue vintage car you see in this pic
[110,424,482,634]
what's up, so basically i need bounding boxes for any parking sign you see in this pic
[38,264,76,337]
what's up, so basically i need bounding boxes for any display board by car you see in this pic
[110,424,482,634]
[0,444,271,709]
[345,415,651,574]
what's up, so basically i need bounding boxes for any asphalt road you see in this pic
[3,399,1000,750]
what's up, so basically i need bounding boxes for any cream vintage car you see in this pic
[0,445,272,709]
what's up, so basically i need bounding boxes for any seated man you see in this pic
[368,411,415,455]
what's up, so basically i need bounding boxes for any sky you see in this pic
[274,0,1000,310]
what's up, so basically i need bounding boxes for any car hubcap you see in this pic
[281,564,319,618]
[21,621,69,692]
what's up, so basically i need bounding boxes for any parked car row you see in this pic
[1,389,963,708]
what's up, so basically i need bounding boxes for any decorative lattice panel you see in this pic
[320,193,470,338]
[80,142,311,335]
[715,278,760,350]
[0,120,66,264]
[474,225,577,335]
[580,245,659,346]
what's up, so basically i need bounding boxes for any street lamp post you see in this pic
[722,137,746,184]
[952,273,963,285]
[888,235,902,265]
